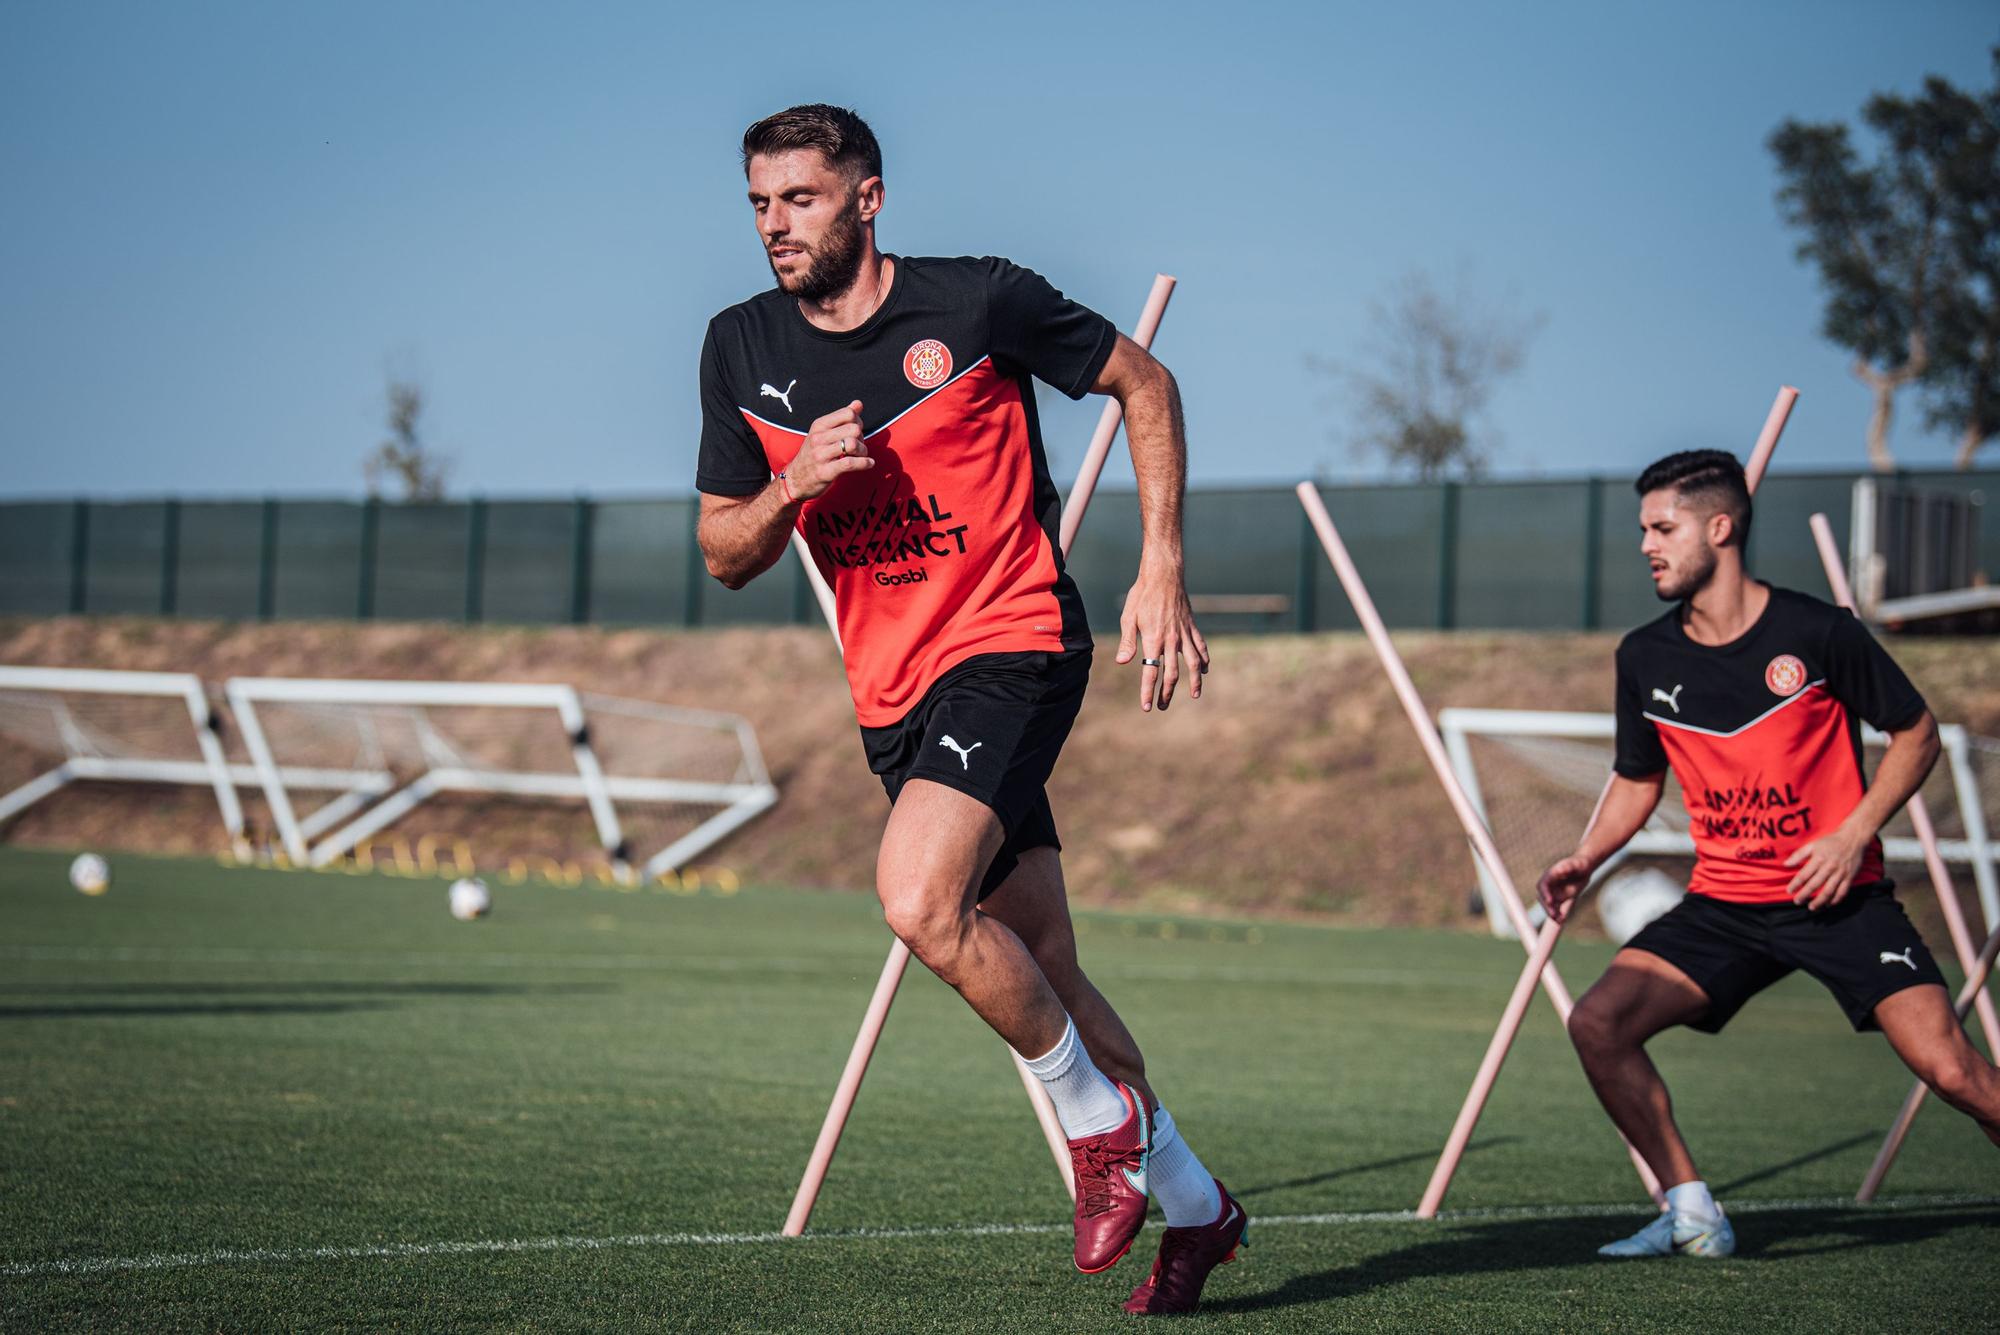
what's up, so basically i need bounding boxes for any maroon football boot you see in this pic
[1067,1081,1151,1273]
[1122,1179,1248,1316]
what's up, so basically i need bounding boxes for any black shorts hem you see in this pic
[1838,975,1944,1033]
[1616,945,1740,1036]
[899,763,1003,815]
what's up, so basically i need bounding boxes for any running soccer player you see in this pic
[694,105,1244,1315]
[1538,449,2000,1259]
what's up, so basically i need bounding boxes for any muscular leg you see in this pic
[1567,949,1713,1189]
[979,846,1159,1113]
[1874,984,2000,1147]
[874,778,1067,1056]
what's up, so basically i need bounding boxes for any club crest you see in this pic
[1765,654,1806,697]
[903,339,952,390]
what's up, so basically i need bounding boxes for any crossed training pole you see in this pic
[1804,512,2000,1199]
[781,274,1179,1236]
[1297,385,1800,1218]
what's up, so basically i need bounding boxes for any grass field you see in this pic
[3,847,1997,1332]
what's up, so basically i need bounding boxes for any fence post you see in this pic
[257,498,279,620]
[568,496,593,625]
[67,499,89,614]
[1436,481,1460,630]
[159,497,181,616]
[1295,498,1317,633]
[357,497,379,619]
[684,503,705,628]
[465,497,488,623]
[1581,476,1603,631]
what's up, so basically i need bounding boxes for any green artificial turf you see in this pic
[2,847,1996,1331]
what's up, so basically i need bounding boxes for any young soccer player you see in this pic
[1538,449,2000,1258]
[694,105,1244,1314]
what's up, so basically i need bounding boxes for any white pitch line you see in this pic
[0,944,1530,991]
[4,1194,1994,1280]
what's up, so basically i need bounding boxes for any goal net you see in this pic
[1439,708,1999,941]
[224,678,776,881]
[0,666,246,846]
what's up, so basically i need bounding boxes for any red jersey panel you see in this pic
[696,256,1112,726]
[1613,586,1926,906]
[741,356,1071,726]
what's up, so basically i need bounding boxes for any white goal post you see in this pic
[0,666,247,845]
[1439,707,1999,940]
[224,677,778,881]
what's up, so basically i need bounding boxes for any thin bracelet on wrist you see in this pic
[778,471,797,504]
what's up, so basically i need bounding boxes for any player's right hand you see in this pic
[784,401,874,501]
[1536,855,1592,924]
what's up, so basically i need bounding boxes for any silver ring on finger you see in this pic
[1141,657,1162,667]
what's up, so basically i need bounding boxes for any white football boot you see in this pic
[1597,1206,1735,1259]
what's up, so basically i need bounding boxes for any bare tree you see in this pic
[1323,270,1543,481]
[364,378,450,501]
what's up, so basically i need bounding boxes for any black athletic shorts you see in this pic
[860,648,1091,902]
[1625,882,1947,1033]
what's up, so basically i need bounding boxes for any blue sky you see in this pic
[2,1,1994,499]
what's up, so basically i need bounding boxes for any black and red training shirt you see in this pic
[697,255,1111,727]
[1613,585,1928,905]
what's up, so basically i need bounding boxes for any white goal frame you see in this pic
[0,665,247,845]
[224,677,777,881]
[1439,707,1999,939]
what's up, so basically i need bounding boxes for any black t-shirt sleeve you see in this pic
[1822,607,1927,731]
[696,324,770,497]
[1613,642,1668,778]
[982,258,1118,400]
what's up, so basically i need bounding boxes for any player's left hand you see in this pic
[1784,828,1867,910]
[1115,557,1209,713]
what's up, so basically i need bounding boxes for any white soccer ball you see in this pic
[1596,867,1684,944]
[69,852,111,897]
[448,876,491,921]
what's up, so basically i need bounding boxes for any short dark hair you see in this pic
[741,104,881,183]
[1635,449,1752,548]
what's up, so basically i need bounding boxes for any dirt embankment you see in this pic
[4,617,1997,931]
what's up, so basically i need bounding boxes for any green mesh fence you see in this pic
[591,500,696,626]
[81,502,169,615]
[1456,481,1591,630]
[478,501,578,624]
[1063,489,1143,633]
[272,502,364,619]
[174,501,266,618]
[4,471,1992,632]
[0,503,77,614]
[372,504,469,622]
[1310,484,1448,629]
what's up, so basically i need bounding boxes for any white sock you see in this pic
[1149,1108,1223,1226]
[1665,1180,1718,1221]
[1018,1018,1129,1139]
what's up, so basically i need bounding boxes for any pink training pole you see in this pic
[1743,386,1799,492]
[1857,922,2000,1201]
[1807,513,2000,1199]
[1390,384,1800,1216]
[1293,484,1664,1215]
[1058,274,1177,555]
[1808,514,2000,1054]
[783,275,1177,1234]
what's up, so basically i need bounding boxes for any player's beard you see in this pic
[770,198,865,304]
[1655,545,1718,602]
